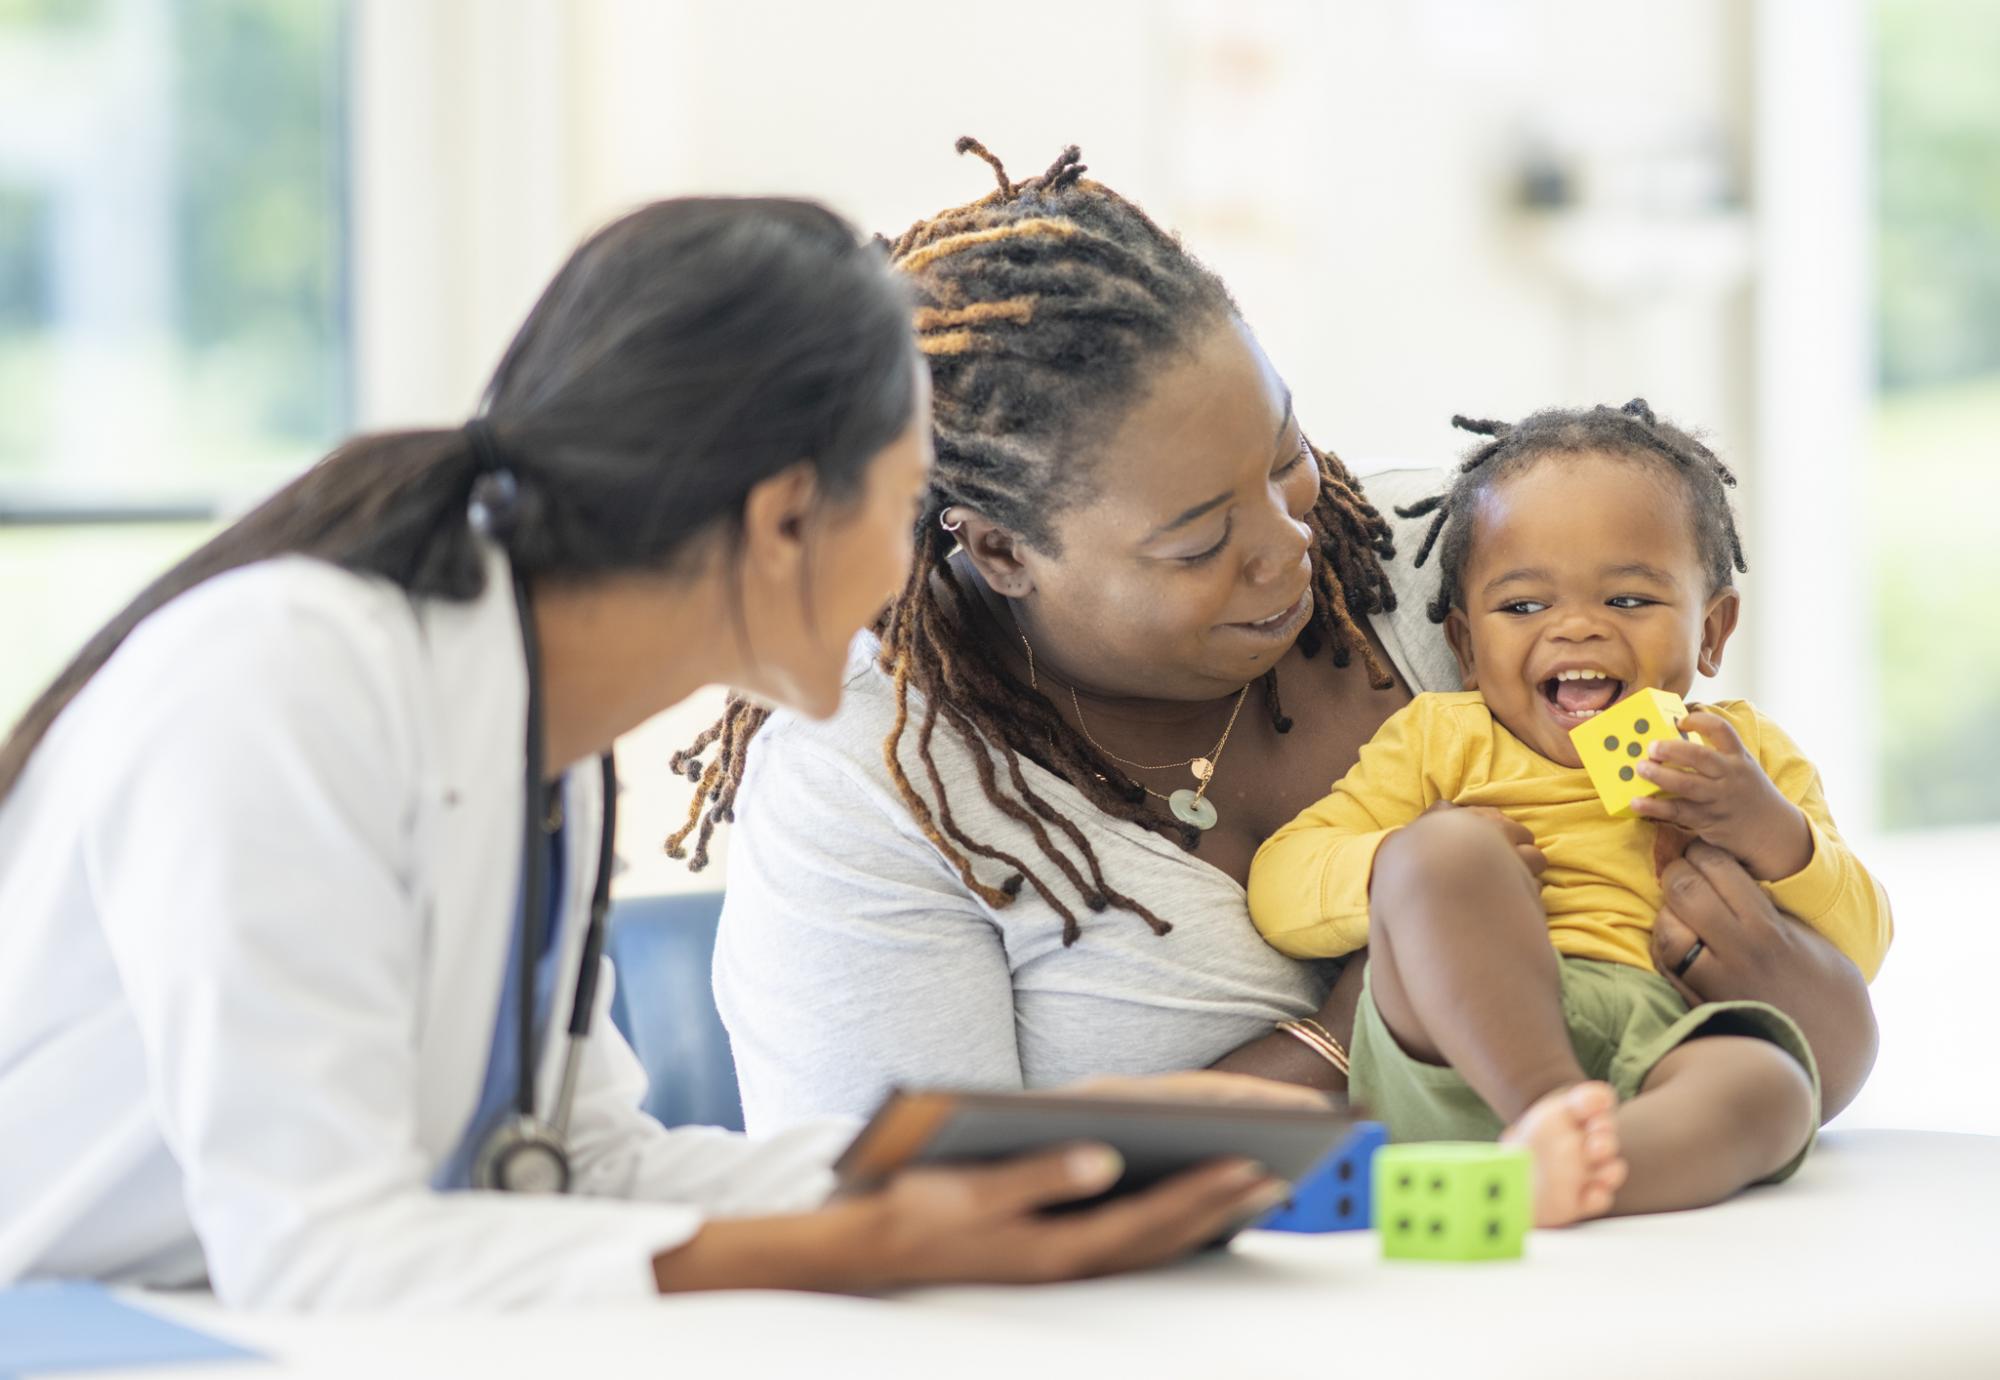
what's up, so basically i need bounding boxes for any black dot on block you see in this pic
[1626,741,1643,757]
[1398,1174,1412,1191]
[1337,1195,1354,1218]
[1634,718,1650,733]
[1429,1219,1445,1235]
[1619,766,1635,781]
[1430,1176,1445,1193]
[1338,1160,1355,1182]
[1603,735,1619,751]
[1487,1181,1502,1199]
[1396,1216,1412,1234]
[1487,1220,1502,1238]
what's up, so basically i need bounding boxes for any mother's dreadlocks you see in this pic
[669,139,1399,944]
[1397,397,1749,625]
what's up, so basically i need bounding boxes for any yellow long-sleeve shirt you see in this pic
[1247,692,1891,981]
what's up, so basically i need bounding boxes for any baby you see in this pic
[1247,399,1891,1226]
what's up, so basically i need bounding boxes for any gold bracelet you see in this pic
[1276,1018,1350,1075]
[1303,1022,1351,1075]
[1296,1016,1349,1063]
[1306,1019,1351,1073]
[1278,1020,1348,1073]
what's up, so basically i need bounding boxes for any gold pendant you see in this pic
[1190,757,1213,782]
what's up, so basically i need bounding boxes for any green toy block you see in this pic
[1374,1142,1531,1262]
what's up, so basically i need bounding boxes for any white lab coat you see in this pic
[0,549,851,1310]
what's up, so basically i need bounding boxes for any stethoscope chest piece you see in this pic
[474,1113,572,1195]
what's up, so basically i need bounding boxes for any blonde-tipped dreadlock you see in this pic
[670,139,1399,945]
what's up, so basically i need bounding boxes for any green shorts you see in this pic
[1349,956,1821,1184]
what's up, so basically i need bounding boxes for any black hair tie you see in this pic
[464,418,521,540]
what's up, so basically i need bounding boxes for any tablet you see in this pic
[833,1088,1357,1214]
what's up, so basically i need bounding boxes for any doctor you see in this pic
[0,198,1300,1309]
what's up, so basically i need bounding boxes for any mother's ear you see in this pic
[1444,606,1479,690]
[939,505,1036,598]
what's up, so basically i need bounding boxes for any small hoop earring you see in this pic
[939,511,964,533]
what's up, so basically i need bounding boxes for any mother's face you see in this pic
[1004,316,1318,701]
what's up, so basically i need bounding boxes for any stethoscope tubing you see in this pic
[504,569,616,1174]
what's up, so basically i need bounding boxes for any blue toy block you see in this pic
[1259,1121,1389,1233]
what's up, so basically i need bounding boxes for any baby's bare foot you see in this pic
[1499,1081,1627,1227]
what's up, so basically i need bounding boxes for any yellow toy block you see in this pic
[1569,687,1696,818]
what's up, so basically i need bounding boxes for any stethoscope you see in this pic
[470,566,618,1195]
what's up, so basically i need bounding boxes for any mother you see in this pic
[684,142,1879,1132]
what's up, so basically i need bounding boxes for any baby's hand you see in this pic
[1627,712,1812,881]
[1422,799,1548,878]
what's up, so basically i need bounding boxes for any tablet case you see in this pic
[834,1089,1358,1206]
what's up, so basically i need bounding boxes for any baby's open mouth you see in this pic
[1539,669,1624,727]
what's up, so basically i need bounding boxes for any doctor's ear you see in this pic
[739,462,820,576]
[940,506,1035,598]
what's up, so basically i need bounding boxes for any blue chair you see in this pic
[604,891,744,1132]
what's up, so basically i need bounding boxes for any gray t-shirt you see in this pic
[714,464,1460,1132]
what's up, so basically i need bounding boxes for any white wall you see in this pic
[555,0,1756,462]
[349,0,1766,892]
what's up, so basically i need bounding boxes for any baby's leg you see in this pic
[1368,811,1624,1224]
[1370,810,1583,1118]
[1607,1035,1816,1216]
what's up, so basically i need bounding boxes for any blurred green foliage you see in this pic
[0,0,343,474]
[1874,0,2000,829]
[1872,377,2000,829]
[0,0,101,27]
[173,0,346,442]
[0,187,49,330]
[1876,0,2000,390]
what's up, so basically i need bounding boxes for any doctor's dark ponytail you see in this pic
[0,198,917,803]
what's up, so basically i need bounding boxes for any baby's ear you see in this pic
[1697,586,1742,677]
[1444,607,1479,689]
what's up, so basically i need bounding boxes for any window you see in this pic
[1872,0,2000,829]
[0,0,346,721]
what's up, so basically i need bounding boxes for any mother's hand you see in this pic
[1649,842,1878,1119]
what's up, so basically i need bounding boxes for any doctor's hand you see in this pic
[652,1145,1289,1294]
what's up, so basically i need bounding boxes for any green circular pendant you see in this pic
[1169,788,1218,831]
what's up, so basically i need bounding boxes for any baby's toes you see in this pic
[1563,1081,1618,1122]
[1579,1178,1619,1218]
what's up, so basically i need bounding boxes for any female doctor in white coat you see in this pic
[0,198,1302,1309]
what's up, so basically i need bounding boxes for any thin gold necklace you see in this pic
[1020,633,1247,832]
[1064,707,1208,774]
